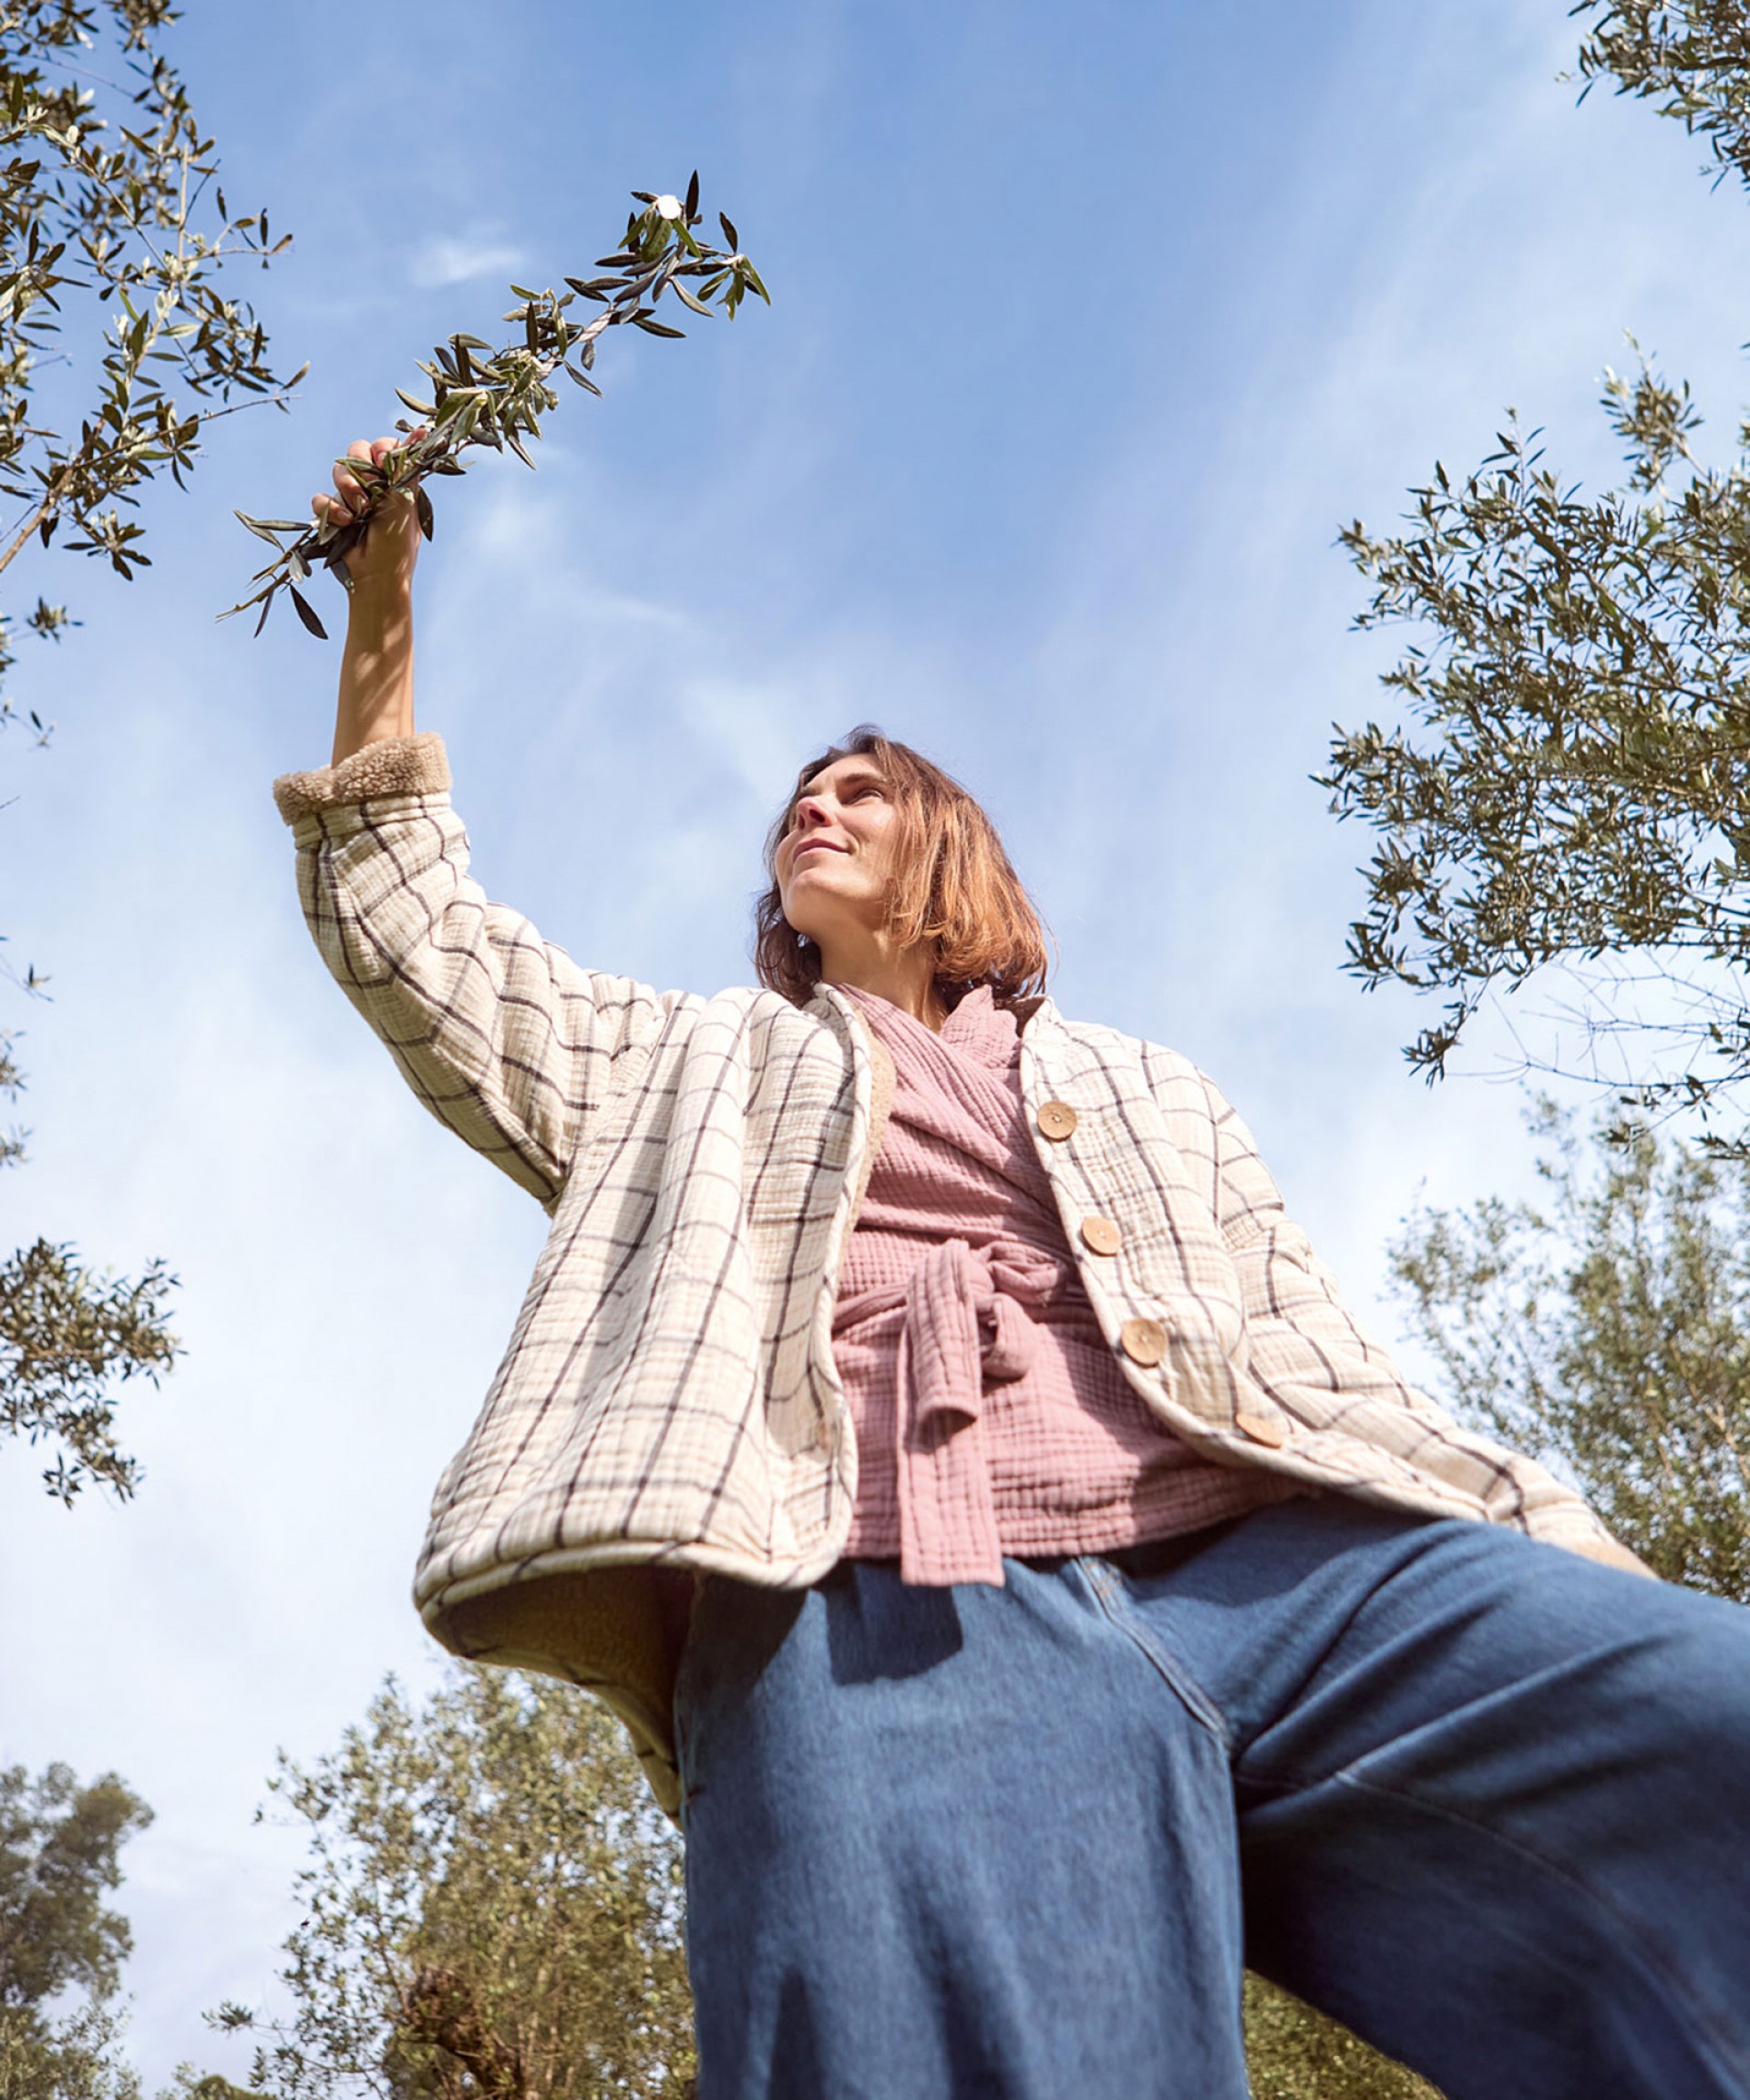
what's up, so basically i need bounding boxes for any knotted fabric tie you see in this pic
[839,1237,1067,1586]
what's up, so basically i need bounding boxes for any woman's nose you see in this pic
[792,794,830,831]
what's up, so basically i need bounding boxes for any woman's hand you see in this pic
[314,433,425,594]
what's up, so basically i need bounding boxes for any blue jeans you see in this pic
[674,1498,1750,2099]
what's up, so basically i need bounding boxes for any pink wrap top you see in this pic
[834,986,1299,1584]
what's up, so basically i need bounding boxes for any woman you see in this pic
[275,441,1750,2100]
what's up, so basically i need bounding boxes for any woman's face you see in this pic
[774,755,904,956]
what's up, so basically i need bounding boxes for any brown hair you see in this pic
[753,726,1051,1008]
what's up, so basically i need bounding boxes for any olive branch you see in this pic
[222,173,767,639]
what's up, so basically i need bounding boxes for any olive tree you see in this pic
[1321,1,1750,1137]
[0,1759,153,2100]
[1392,1102,1750,1601]
[218,1668,695,2100]
[1244,1977,1442,2100]
[0,0,300,1498]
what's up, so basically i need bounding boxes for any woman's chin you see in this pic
[782,881,880,943]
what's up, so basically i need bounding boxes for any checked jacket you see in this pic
[274,731,1624,1814]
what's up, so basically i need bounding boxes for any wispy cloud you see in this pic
[407,228,528,289]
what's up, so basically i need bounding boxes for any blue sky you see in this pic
[5,0,1750,2083]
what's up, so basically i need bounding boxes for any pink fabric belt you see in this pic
[836,1238,1073,1585]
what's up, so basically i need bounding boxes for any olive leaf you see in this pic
[222,179,768,635]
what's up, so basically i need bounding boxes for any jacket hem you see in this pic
[416,1532,851,1824]
[417,1529,849,1619]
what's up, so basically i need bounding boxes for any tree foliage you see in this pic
[2,1026,26,1168]
[1323,374,1750,1097]
[0,1233,179,1502]
[0,1760,152,2100]
[1321,3,1750,1127]
[1391,1103,1750,1600]
[0,0,295,1496]
[0,1023,180,1503]
[224,1669,694,2100]
[0,0,300,631]
[1243,1975,1443,2100]
[1576,1,1750,190]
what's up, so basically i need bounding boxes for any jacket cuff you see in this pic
[273,731,451,825]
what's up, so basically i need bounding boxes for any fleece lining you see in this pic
[272,730,451,824]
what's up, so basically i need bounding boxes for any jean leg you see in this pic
[1115,1498,1750,2100]
[676,1560,1250,2100]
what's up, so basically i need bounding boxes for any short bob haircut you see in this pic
[753,726,1051,1009]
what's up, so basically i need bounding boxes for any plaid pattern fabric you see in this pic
[275,735,1621,1681]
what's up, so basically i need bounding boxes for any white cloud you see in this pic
[407,228,528,289]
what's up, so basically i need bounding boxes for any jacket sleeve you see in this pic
[274,733,682,1209]
[1194,1068,1649,1570]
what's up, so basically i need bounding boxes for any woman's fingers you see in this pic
[330,435,419,515]
[314,433,431,560]
[333,446,371,512]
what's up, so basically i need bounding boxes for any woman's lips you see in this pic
[790,836,848,860]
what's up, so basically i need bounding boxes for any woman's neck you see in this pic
[818,935,945,1032]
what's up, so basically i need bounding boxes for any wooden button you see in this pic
[1234,1410,1288,1449]
[1118,1317,1168,1367]
[1036,1099,1078,1141]
[1080,1215,1122,1256]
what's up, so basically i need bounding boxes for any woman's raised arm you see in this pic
[317,434,422,765]
[276,433,691,1208]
